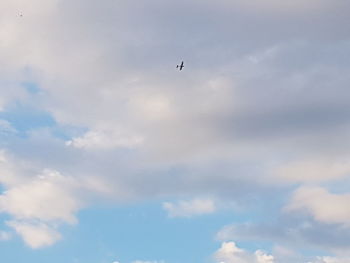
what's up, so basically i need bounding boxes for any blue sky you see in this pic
[1,0,350,263]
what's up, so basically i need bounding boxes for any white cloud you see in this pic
[7,220,61,249]
[0,168,82,248]
[214,242,274,263]
[214,242,248,263]
[0,169,82,224]
[163,198,216,218]
[255,250,275,263]
[0,152,91,248]
[66,128,144,150]
[285,186,350,226]
[214,242,350,263]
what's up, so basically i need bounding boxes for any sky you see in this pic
[0,0,350,262]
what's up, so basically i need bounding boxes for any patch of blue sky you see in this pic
[0,200,250,263]
[0,103,55,135]
[0,184,5,195]
[0,199,330,262]
[51,124,88,141]
[22,82,41,95]
[0,102,86,141]
[0,81,67,138]
[69,201,232,263]
[0,214,13,242]
[323,177,350,195]
[0,237,68,263]
[0,214,12,225]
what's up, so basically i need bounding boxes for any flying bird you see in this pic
[176,61,184,70]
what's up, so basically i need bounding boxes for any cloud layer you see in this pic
[0,0,349,260]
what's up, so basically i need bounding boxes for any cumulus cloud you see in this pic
[0,151,94,248]
[214,242,274,263]
[7,221,61,249]
[0,169,82,224]
[255,250,275,263]
[213,242,350,263]
[0,169,81,247]
[163,198,216,218]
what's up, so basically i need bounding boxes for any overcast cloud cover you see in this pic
[0,0,350,262]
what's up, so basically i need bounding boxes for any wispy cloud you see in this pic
[0,231,12,241]
[163,198,216,218]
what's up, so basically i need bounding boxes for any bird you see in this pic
[176,61,184,70]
